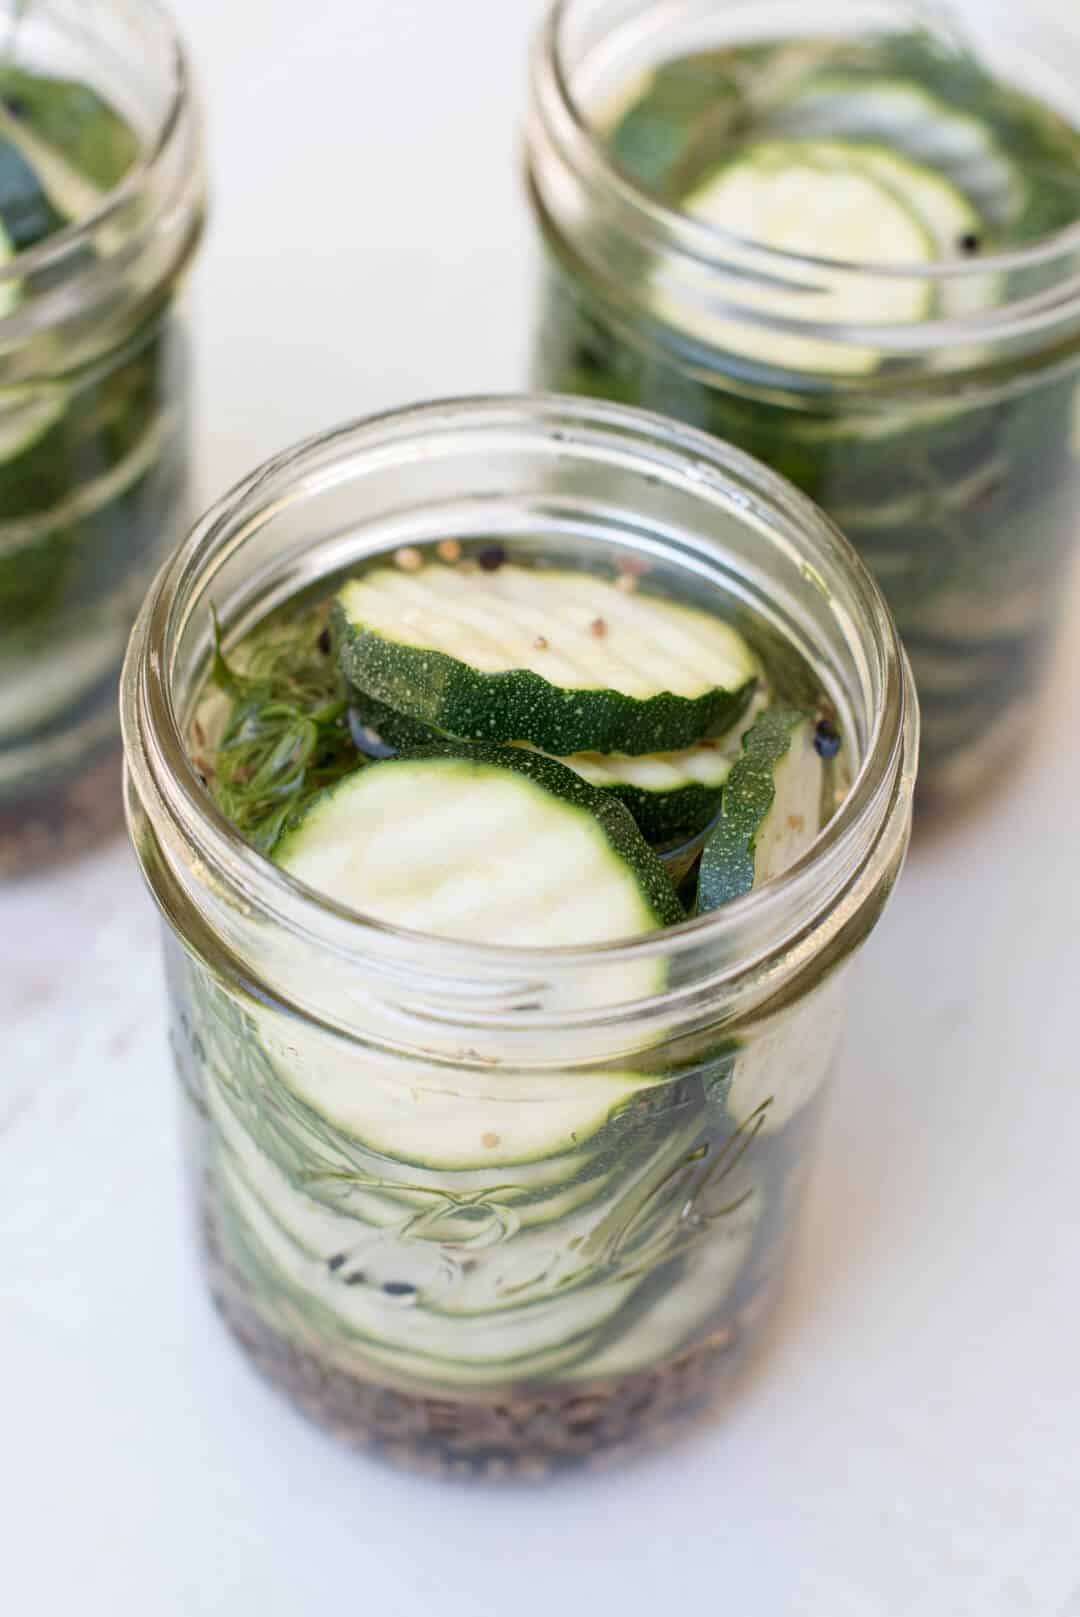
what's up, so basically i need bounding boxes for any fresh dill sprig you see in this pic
[198,603,360,853]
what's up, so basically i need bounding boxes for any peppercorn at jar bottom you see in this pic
[181,962,820,1480]
[123,398,915,1478]
[205,1203,772,1480]
[168,522,850,1475]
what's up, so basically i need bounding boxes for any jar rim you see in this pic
[122,393,916,1025]
[530,0,1080,359]
[0,0,201,316]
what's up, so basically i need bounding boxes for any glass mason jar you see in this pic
[0,0,204,876]
[122,396,916,1479]
[525,0,1080,822]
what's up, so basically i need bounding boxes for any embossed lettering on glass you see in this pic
[123,396,916,1477]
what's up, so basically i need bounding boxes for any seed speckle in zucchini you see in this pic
[272,742,685,943]
[334,560,759,755]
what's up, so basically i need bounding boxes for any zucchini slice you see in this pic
[334,561,758,755]
[0,386,66,463]
[216,1104,670,1320]
[267,1048,665,1175]
[668,139,935,375]
[266,746,684,1168]
[546,681,771,840]
[825,141,1000,322]
[724,968,847,1137]
[201,1015,618,1205]
[698,708,825,910]
[768,75,1024,229]
[273,744,684,941]
[542,739,734,840]
[563,1212,759,1380]
[350,687,754,840]
[562,1115,762,1380]
[218,1153,642,1372]
[219,1181,601,1389]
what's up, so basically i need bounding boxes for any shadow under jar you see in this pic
[0,0,204,875]
[526,0,1080,822]
[122,396,916,1479]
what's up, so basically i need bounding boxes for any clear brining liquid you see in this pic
[0,61,191,871]
[603,28,1080,248]
[176,534,852,1476]
[534,21,1080,817]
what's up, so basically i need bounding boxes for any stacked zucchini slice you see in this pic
[0,69,183,774]
[301,552,832,918]
[535,30,1080,801]
[194,551,842,1388]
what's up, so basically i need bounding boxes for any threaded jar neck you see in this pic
[526,0,1080,387]
[0,0,205,383]
[122,395,916,1064]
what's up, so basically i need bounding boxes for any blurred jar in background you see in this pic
[0,0,204,875]
[526,0,1080,822]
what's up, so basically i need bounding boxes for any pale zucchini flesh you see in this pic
[334,562,758,754]
[562,1195,760,1380]
[698,709,825,910]
[666,140,935,375]
[724,967,847,1136]
[270,1046,663,1174]
[537,27,1080,815]
[216,1097,697,1320]
[348,687,745,841]
[768,75,1024,229]
[200,993,621,1203]
[265,747,684,1167]
[272,745,684,945]
[218,1153,642,1371]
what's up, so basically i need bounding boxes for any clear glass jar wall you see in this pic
[122,397,916,1478]
[526,0,1080,820]
[0,0,204,874]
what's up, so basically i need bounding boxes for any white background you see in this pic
[4,2,1080,1612]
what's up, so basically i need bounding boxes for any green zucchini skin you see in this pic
[0,65,140,196]
[332,572,756,757]
[346,686,446,753]
[532,29,1080,805]
[697,708,812,910]
[275,740,686,933]
[347,688,733,842]
[0,330,166,522]
[586,771,724,843]
[336,626,753,757]
[0,66,138,257]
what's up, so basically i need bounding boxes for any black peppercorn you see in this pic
[477,543,506,572]
[814,717,841,759]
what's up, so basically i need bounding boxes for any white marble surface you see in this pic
[4,2,1080,1612]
